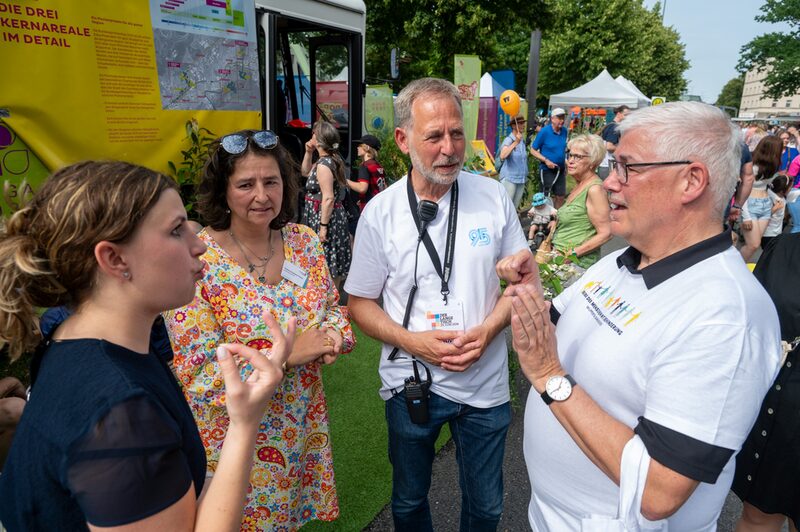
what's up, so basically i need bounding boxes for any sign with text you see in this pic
[0,0,260,176]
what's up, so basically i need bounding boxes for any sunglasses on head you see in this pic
[220,130,278,155]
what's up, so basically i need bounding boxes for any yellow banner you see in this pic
[0,120,49,218]
[0,0,260,178]
[470,139,496,177]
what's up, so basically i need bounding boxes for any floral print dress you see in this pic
[165,223,355,532]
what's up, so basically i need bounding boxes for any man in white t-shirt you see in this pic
[497,101,782,530]
[345,78,527,531]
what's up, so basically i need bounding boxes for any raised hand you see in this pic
[510,283,562,391]
[496,248,541,289]
[217,311,296,427]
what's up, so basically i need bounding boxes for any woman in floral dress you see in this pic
[165,130,355,531]
[301,120,351,284]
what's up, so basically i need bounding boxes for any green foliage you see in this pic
[715,76,745,111]
[364,0,551,89]
[167,119,216,221]
[374,131,410,183]
[737,0,800,99]
[0,346,32,387]
[539,0,689,101]
[465,153,487,174]
[538,253,582,300]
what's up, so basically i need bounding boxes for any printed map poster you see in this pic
[0,0,260,176]
[454,55,481,157]
[150,0,259,111]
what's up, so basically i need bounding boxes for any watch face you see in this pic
[546,376,573,402]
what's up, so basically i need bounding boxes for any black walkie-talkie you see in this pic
[417,200,438,239]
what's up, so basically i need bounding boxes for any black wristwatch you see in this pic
[540,374,577,405]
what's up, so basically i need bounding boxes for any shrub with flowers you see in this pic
[538,253,586,299]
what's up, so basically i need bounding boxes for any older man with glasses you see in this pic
[497,101,782,530]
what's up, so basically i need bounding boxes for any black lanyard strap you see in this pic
[387,171,458,361]
[406,170,458,303]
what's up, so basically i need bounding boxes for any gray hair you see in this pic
[568,133,606,169]
[618,101,741,219]
[394,78,463,129]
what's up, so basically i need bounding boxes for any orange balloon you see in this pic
[499,90,520,117]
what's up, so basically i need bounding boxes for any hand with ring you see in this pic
[318,328,343,365]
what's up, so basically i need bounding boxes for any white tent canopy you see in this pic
[549,69,650,109]
[615,75,651,105]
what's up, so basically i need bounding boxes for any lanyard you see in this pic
[405,169,458,303]
[388,170,458,362]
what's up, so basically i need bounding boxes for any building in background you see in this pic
[739,65,800,119]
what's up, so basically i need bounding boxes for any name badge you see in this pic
[281,260,308,287]
[425,299,464,331]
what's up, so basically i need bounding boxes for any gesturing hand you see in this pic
[509,283,563,392]
[217,311,296,427]
[496,248,541,289]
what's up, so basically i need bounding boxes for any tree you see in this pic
[538,0,688,102]
[362,0,687,104]
[715,76,744,110]
[363,0,551,91]
[737,0,800,99]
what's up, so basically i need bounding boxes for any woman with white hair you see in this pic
[551,133,612,267]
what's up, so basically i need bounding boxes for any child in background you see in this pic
[761,175,791,250]
[526,192,557,247]
[786,186,800,234]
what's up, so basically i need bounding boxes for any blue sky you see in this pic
[642,0,791,102]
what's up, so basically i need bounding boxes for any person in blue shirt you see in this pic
[498,114,529,208]
[530,108,568,207]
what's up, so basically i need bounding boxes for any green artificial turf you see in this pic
[303,324,450,531]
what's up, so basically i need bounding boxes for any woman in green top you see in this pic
[552,133,612,268]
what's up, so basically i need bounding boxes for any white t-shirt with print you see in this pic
[345,171,527,407]
[524,246,781,530]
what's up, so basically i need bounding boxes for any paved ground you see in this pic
[363,235,786,531]
[364,369,751,532]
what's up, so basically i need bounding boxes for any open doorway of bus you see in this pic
[256,0,365,167]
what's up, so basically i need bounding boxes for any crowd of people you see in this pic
[0,77,798,532]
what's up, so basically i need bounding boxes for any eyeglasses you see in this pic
[608,158,692,183]
[566,151,590,161]
[220,130,278,155]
